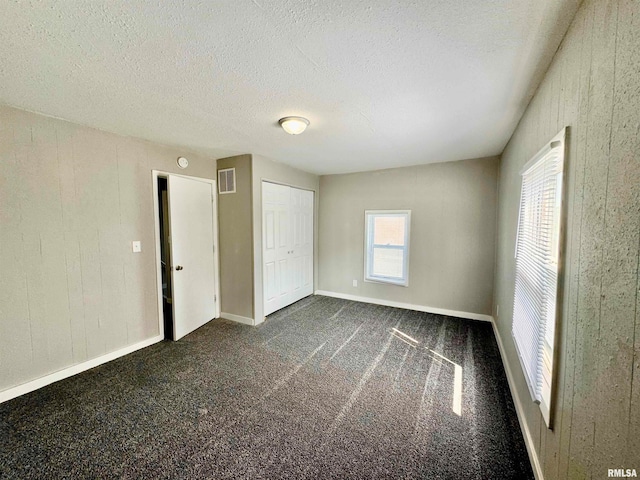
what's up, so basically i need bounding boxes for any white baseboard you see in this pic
[491,319,544,480]
[0,335,164,404]
[314,290,493,322]
[220,312,254,326]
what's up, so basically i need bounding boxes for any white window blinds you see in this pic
[512,128,566,428]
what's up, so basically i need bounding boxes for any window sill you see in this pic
[364,278,409,287]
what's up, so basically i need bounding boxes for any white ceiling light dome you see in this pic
[279,116,310,135]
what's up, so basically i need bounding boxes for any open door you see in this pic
[167,174,219,340]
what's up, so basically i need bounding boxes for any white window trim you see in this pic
[364,210,411,287]
[512,127,567,429]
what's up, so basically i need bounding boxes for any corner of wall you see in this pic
[216,154,255,320]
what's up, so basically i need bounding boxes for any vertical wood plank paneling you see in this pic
[22,232,50,372]
[63,233,88,363]
[130,144,160,342]
[99,227,126,352]
[0,119,23,384]
[557,5,587,478]
[11,110,33,146]
[613,0,640,468]
[496,0,640,478]
[632,265,640,466]
[585,0,620,473]
[56,123,79,232]
[566,2,596,477]
[100,262,128,352]
[40,231,73,367]
[0,231,32,387]
[569,0,612,476]
[0,114,33,387]
[556,43,566,134]
[595,0,639,468]
[548,56,562,139]
[56,123,89,363]
[115,138,148,344]
[0,145,21,231]
[0,105,216,394]
[78,228,105,359]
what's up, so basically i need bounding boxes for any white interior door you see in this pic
[299,189,314,298]
[290,187,303,298]
[263,182,291,315]
[263,182,313,317]
[168,175,218,340]
[290,188,314,300]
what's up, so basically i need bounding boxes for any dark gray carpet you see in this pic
[0,295,533,479]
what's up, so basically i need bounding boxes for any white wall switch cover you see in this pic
[352,279,358,287]
[132,241,142,253]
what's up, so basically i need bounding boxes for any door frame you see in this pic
[152,170,221,339]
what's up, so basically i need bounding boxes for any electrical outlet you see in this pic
[352,279,358,287]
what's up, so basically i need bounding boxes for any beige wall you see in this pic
[0,105,216,393]
[252,154,320,324]
[217,154,254,321]
[493,0,640,477]
[318,157,499,317]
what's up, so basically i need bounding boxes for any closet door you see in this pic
[262,182,314,317]
[290,188,314,303]
[290,187,304,300]
[263,182,291,315]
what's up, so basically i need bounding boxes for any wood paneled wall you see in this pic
[0,105,216,392]
[494,0,640,477]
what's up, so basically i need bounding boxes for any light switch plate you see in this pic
[132,241,141,253]
[352,279,358,287]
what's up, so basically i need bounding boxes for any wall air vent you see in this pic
[218,168,236,194]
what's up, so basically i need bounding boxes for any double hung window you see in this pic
[364,210,411,286]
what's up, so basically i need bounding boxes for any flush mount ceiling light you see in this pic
[279,116,310,135]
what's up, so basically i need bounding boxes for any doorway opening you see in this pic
[157,177,173,340]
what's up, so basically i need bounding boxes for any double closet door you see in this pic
[262,182,314,316]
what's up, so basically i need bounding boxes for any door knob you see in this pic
[175,265,184,271]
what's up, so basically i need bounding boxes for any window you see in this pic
[364,210,411,286]
[512,128,566,428]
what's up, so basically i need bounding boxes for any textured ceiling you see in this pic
[0,0,580,174]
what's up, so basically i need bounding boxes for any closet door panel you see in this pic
[263,182,291,315]
[299,189,314,298]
